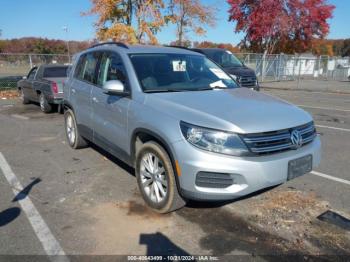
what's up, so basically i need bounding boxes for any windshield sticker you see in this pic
[209,68,231,80]
[210,80,227,88]
[172,60,186,72]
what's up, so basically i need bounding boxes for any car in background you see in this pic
[17,64,69,113]
[192,48,260,91]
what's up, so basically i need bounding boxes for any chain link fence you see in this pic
[0,53,71,90]
[0,52,349,91]
[234,53,350,83]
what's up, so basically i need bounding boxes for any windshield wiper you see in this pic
[211,86,227,89]
[190,87,213,91]
[144,87,213,93]
[143,89,183,93]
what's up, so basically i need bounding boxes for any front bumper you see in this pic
[246,82,260,91]
[171,135,321,201]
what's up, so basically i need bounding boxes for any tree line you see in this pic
[0,37,349,57]
[0,38,91,55]
[1,0,349,56]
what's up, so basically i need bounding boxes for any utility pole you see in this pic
[62,26,70,63]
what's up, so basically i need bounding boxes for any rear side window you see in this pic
[74,52,100,84]
[27,68,37,80]
[43,67,68,78]
[97,52,128,87]
[74,55,86,80]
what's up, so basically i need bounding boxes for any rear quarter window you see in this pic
[74,52,100,84]
[74,55,86,80]
[43,67,68,78]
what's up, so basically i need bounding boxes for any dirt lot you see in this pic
[0,81,350,261]
[0,89,19,99]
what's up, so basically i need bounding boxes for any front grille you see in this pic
[242,122,317,155]
[195,172,234,188]
[239,76,257,87]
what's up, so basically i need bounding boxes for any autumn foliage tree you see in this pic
[228,0,335,54]
[194,41,240,53]
[168,0,217,46]
[311,39,334,56]
[83,0,166,44]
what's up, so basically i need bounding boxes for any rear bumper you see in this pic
[47,94,64,104]
[171,135,321,201]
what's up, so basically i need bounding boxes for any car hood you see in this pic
[224,66,256,77]
[145,88,312,134]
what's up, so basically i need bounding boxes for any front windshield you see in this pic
[129,53,239,93]
[213,50,243,68]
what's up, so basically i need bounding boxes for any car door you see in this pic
[91,51,131,160]
[70,52,100,141]
[22,67,38,101]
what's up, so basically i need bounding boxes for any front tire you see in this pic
[64,109,88,149]
[39,93,52,113]
[136,141,186,213]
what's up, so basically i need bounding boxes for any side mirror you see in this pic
[102,80,128,95]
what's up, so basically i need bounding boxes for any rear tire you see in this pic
[136,141,186,213]
[64,109,88,149]
[39,93,52,113]
[19,89,30,104]
[58,104,64,114]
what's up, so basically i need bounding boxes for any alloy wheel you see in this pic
[39,94,45,111]
[66,114,76,145]
[140,153,168,203]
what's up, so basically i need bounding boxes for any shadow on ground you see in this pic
[0,207,21,227]
[140,232,191,256]
[89,143,135,176]
[12,178,41,202]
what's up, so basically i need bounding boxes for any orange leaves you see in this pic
[135,0,166,44]
[98,24,138,44]
[311,39,334,56]
[82,0,125,27]
[195,41,240,53]
[83,0,219,45]
[84,0,167,44]
[169,0,217,45]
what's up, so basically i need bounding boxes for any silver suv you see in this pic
[63,42,321,213]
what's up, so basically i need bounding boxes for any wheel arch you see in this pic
[63,100,74,112]
[131,128,183,196]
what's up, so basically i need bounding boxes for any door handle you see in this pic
[92,97,98,103]
[71,89,76,94]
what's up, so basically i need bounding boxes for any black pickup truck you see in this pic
[17,64,69,113]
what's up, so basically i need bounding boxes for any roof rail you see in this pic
[166,45,190,50]
[89,42,129,49]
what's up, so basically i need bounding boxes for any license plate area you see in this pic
[288,154,312,180]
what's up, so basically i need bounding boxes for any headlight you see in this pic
[180,122,250,156]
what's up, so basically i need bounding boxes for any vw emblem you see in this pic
[290,130,303,149]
